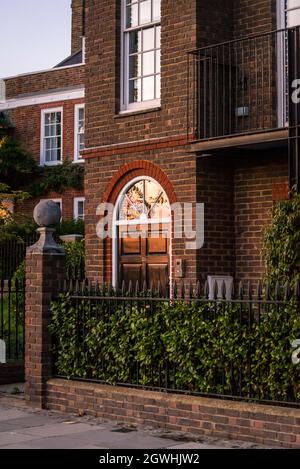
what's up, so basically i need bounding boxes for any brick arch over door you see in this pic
[102,160,177,284]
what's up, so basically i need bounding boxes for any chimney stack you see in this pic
[71,0,85,54]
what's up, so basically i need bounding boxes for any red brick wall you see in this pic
[196,158,235,279]
[71,0,85,54]
[46,379,300,448]
[234,151,288,281]
[5,66,85,99]
[233,0,276,38]
[18,188,84,221]
[84,0,198,149]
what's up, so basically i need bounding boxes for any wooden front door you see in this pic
[119,223,170,291]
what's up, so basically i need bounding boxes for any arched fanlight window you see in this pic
[117,178,170,223]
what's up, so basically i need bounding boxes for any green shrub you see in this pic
[50,295,300,401]
[64,240,85,280]
[263,194,300,285]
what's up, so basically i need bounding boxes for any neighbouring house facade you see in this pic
[82,0,298,289]
[0,0,86,221]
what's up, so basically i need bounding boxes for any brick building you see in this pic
[1,1,298,288]
[82,0,297,289]
[0,0,86,221]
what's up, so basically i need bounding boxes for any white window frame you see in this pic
[74,104,85,163]
[40,107,63,166]
[73,197,85,221]
[120,0,161,112]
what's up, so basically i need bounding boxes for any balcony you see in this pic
[187,27,300,151]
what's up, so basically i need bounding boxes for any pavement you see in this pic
[0,384,270,450]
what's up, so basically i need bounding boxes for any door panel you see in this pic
[118,224,170,292]
[146,264,168,291]
[120,264,142,287]
[121,236,142,255]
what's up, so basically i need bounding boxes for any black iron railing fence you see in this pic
[187,26,296,141]
[0,235,38,280]
[52,279,300,407]
[0,278,25,362]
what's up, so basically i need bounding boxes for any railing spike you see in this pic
[221,280,226,300]
[128,280,133,296]
[180,281,185,299]
[157,280,162,298]
[63,279,67,292]
[196,281,201,299]
[173,281,177,299]
[135,280,140,297]
[238,281,244,300]
[284,281,291,301]
[247,281,252,301]
[265,281,271,301]
[275,281,280,301]
[257,280,262,301]
[231,280,235,300]
[204,280,209,299]
[75,279,80,294]
[69,279,74,293]
[213,280,218,300]
[121,280,126,296]
[294,280,300,302]
[189,282,194,299]
[142,280,147,296]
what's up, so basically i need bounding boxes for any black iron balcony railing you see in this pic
[187,27,300,142]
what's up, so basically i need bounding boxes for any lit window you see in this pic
[74,197,85,221]
[74,104,85,162]
[41,108,63,166]
[121,0,161,111]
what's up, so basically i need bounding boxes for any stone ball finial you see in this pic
[33,200,61,227]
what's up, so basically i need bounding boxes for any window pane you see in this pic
[45,114,51,125]
[79,134,85,151]
[129,54,142,78]
[143,51,155,75]
[288,9,300,26]
[143,27,155,51]
[129,78,142,102]
[143,75,155,101]
[126,3,138,27]
[155,49,161,74]
[129,30,142,53]
[153,0,161,21]
[56,112,61,124]
[140,0,151,25]
[45,150,51,162]
[156,74,161,99]
[287,0,300,9]
[56,149,61,161]
[156,25,161,48]
[78,201,84,216]
[45,125,51,137]
[78,107,84,121]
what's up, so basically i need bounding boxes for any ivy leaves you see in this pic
[263,194,300,284]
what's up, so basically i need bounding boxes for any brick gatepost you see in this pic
[25,201,65,408]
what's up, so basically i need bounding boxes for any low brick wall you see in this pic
[0,363,24,385]
[46,379,300,448]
